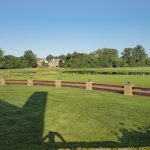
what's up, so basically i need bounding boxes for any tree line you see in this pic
[59,45,150,68]
[0,49,37,69]
[0,45,150,69]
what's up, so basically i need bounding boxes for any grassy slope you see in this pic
[0,86,150,149]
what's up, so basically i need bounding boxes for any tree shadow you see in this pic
[42,128,150,150]
[0,92,48,149]
[118,127,150,147]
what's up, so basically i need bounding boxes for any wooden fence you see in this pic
[0,78,150,97]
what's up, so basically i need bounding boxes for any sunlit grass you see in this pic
[0,67,150,87]
[0,86,150,149]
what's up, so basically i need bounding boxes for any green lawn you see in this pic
[0,86,150,149]
[1,67,150,87]
[5,73,150,88]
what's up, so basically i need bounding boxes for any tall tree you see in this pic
[95,48,119,67]
[46,55,54,61]
[132,45,147,66]
[0,48,4,68]
[23,50,37,67]
[146,58,150,66]
[122,45,147,66]
[121,48,132,66]
[0,48,4,58]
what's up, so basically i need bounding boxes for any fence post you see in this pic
[0,78,6,86]
[55,79,61,88]
[27,79,33,86]
[85,80,93,90]
[124,82,133,96]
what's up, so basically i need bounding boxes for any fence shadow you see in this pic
[0,92,48,149]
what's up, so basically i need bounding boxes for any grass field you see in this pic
[0,67,150,87]
[0,86,150,149]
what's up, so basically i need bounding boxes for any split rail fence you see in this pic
[0,78,150,97]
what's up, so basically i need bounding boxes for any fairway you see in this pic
[0,86,150,149]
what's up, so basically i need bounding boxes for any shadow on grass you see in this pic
[43,128,150,150]
[0,92,150,150]
[118,127,150,147]
[0,92,48,149]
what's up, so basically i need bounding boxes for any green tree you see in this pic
[63,52,91,68]
[46,55,54,61]
[0,48,4,68]
[132,45,147,66]
[62,49,121,68]
[122,45,147,66]
[121,48,132,66]
[87,53,99,67]
[3,55,21,69]
[23,50,37,67]
[95,48,119,67]
[58,55,66,67]
[0,48,4,58]
[146,58,150,66]
[114,58,126,67]
[20,57,29,68]
[0,59,4,69]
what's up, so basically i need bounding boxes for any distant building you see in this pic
[48,58,60,68]
[37,58,48,67]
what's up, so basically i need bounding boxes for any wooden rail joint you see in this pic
[55,80,62,88]
[0,78,6,86]
[27,79,33,86]
[85,80,93,90]
[124,82,134,96]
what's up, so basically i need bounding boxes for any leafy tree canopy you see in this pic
[23,50,37,68]
[0,45,149,69]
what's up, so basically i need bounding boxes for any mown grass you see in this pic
[0,67,150,87]
[3,73,150,87]
[1,67,150,75]
[0,86,150,149]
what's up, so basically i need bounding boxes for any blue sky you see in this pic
[0,0,150,57]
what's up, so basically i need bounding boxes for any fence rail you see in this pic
[133,87,150,96]
[92,83,123,94]
[0,78,150,97]
[61,81,85,89]
[33,80,55,87]
[5,79,27,85]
